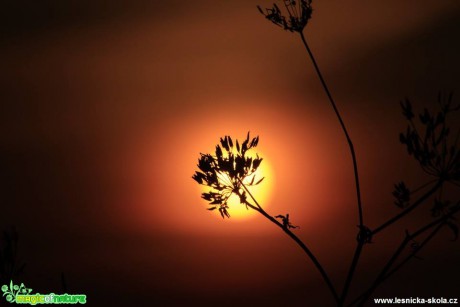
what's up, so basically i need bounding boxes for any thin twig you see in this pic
[340,241,364,306]
[299,31,364,228]
[411,179,437,195]
[351,207,459,306]
[372,180,444,236]
[238,178,340,304]
[347,223,443,306]
[385,223,443,280]
[299,30,365,307]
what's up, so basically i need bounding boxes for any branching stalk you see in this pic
[300,31,364,228]
[299,30,365,307]
[351,206,459,306]
[340,241,364,306]
[195,4,460,304]
[372,180,444,236]
[383,223,444,284]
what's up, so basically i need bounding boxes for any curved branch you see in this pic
[372,180,444,236]
[237,178,340,304]
[299,31,363,228]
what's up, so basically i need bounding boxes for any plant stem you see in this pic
[384,223,443,281]
[351,207,459,306]
[372,180,443,236]
[300,31,364,228]
[299,31,364,307]
[355,236,410,307]
[238,179,340,304]
[340,241,363,306]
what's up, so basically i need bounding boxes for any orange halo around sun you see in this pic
[199,146,274,221]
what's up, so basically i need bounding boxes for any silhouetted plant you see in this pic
[0,227,26,286]
[193,133,264,218]
[193,132,339,302]
[257,0,312,33]
[399,93,460,180]
[352,99,460,306]
[0,227,70,297]
[192,1,460,306]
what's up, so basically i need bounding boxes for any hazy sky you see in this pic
[1,1,460,306]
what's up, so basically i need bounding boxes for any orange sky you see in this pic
[1,1,460,306]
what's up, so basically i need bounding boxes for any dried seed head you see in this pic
[258,0,313,33]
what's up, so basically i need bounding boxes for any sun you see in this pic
[200,148,274,221]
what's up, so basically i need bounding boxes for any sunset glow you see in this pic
[3,1,459,305]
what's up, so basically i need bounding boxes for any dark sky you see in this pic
[1,1,460,306]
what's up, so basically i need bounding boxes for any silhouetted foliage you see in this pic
[192,1,460,306]
[399,93,460,181]
[192,132,264,218]
[396,95,460,242]
[0,227,25,285]
[258,0,313,33]
[192,132,339,301]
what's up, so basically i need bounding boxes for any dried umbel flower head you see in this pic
[258,0,313,33]
[192,132,264,218]
[399,93,460,182]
